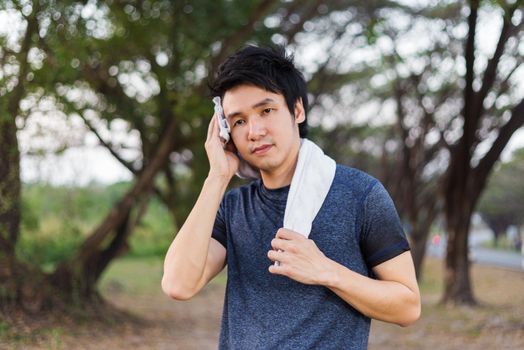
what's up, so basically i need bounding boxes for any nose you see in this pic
[247,117,267,141]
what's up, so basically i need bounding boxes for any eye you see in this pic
[262,108,273,115]
[233,119,245,127]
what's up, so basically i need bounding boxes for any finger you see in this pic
[267,249,288,263]
[276,228,304,240]
[225,138,237,153]
[271,238,293,252]
[206,114,217,141]
[268,263,288,276]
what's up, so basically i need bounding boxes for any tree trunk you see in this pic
[407,197,436,280]
[50,116,178,301]
[493,229,501,248]
[0,115,21,251]
[410,227,428,281]
[0,115,22,307]
[441,100,524,305]
[441,199,476,305]
[441,134,477,305]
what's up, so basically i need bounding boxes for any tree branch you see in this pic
[7,3,40,117]
[209,0,280,73]
[77,112,138,175]
[462,0,479,147]
[472,98,524,198]
[474,4,521,120]
[496,58,523,98]
[284,0,325,45]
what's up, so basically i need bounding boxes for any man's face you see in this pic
[222,84,304,174]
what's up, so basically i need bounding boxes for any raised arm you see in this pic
[161,114,238,300]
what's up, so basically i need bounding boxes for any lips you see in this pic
[252,144,273,155]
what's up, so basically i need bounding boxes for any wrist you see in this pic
[205,173,231,188]
[318,257,342,289]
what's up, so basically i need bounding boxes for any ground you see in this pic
[1,257,523,349]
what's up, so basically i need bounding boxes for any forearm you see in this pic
[321,258,420,326]
[162,175,229,298]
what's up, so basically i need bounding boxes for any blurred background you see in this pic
[0,0,523,349]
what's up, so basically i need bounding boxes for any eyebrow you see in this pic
[226,98,276,119]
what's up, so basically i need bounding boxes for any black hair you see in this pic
[209,45,308,138]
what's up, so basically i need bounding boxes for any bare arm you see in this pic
[161,114,238,300]
[322,251,420,326]
[268,229,421,326]
[161,176,228,300]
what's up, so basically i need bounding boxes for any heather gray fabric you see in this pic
[212,164,409,349]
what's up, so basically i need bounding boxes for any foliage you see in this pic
[478,147,524,235]
[2,0,410,305]
[16,182,174,269]
[128,197,175,257]
[1,0,523,307]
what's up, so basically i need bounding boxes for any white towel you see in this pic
[270,138,336,266]
[283,138,337,238]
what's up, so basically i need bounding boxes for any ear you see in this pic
[293,98,305,124]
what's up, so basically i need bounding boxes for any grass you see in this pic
[0,323,66,350]
[100,256,166,295]
[98,256,227,296]
[480,235,521,252]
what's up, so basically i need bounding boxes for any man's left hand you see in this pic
[267,228,335,285]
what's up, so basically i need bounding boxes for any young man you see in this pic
[162,46,420,349]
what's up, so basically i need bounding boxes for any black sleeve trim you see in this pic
[211,233,227,249]
[367,241,410,267]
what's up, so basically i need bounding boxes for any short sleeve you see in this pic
[212,199,227,249]
[360,181,410,267]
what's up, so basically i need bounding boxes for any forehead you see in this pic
[222,84,285,113]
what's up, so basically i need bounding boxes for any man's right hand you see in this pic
[205,114,240,180]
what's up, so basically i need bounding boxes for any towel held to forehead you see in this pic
[213,96,261,180]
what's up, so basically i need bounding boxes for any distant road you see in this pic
[426,230,523,271]
[470,247,523,271]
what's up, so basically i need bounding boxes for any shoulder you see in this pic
[222,180,259,208]
[332,164,381,200]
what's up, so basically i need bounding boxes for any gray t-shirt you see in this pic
[212,164,409,349]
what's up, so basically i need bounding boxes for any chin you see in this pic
[253,159,282,172]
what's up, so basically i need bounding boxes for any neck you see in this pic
[260,138,301,189]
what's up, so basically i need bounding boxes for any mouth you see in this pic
[251,144,273,155]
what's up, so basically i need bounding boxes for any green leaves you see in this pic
[478,147,524,231]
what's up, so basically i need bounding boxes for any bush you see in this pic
[17,182,174,269]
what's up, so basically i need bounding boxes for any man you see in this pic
[162,46,420,349]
